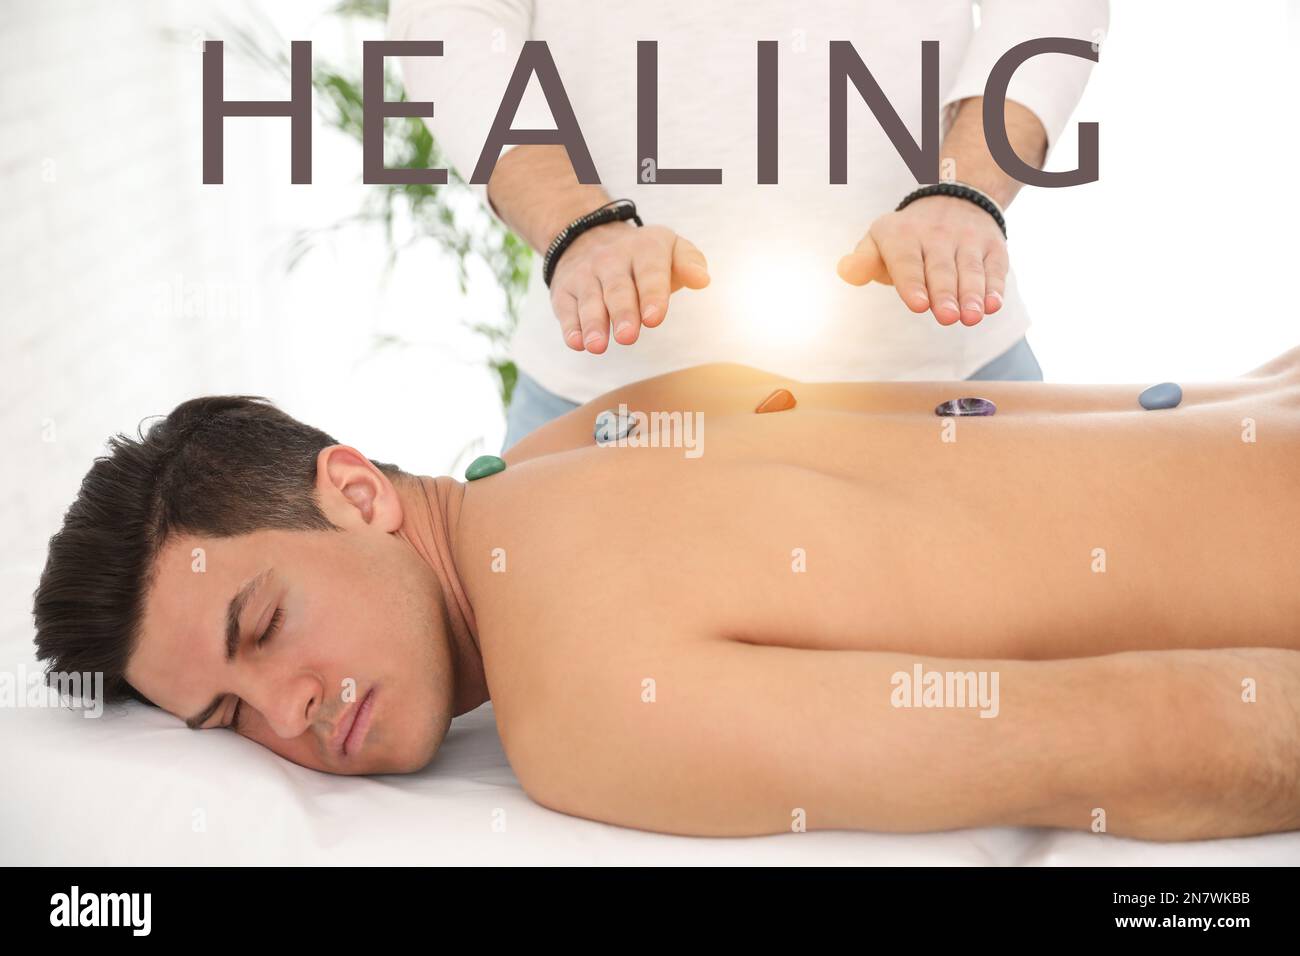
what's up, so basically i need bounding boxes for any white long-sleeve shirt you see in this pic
[390,0,1107,402]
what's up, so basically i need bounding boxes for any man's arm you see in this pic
[508,640,1300,840]
[838,0,1108,327]
[485,143,612,255]
[938,95,1046,210]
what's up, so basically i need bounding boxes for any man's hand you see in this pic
[836,195,1007,327]
[835,96,1044,328]
[549,221,710,354]
[483,144,711,354]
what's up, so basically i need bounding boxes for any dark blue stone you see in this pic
[934,397,997,417]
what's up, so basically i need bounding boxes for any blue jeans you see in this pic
[502,336,1043,451]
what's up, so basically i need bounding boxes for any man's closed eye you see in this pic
[229,606,284,730]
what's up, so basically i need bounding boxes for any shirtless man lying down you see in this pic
[32,349,1300,842]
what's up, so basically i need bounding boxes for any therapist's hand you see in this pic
[836,195,1008,327]
[549,221,711,354]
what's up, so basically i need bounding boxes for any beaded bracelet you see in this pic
[896,181,1007,239]
[542,198,644,287]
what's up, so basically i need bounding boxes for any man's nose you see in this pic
[256,672,322,739]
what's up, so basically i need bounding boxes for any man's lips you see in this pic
[330,686,377,759]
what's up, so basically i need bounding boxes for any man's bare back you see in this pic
[449,354,1300,840]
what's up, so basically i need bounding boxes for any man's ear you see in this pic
[315,445,403,532]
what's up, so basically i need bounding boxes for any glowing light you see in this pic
[729,251,833,347]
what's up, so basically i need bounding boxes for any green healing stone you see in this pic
[464,454,507,481]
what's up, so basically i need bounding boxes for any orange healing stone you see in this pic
[754,388,797,414]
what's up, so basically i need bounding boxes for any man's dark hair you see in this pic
[31,395,407,708]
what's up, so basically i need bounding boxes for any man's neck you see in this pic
[395,473,488,717]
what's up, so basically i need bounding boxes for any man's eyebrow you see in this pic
[184,568,271,730]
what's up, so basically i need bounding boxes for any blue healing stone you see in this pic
[593,408,637,445]
[934,396,996,417]
[1138,382,1182,410]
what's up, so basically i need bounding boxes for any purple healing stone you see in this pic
[934,396,996,417]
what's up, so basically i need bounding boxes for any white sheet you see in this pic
[3,597,1296,865]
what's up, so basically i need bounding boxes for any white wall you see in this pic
[1013,0,1300,381]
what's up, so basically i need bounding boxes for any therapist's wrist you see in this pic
[939,172,1015,213]
[536,189,624,249]
[486,144,612,254]
[937,98,1045,211]
[543,200,644,287]
[897,181,1007,238]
